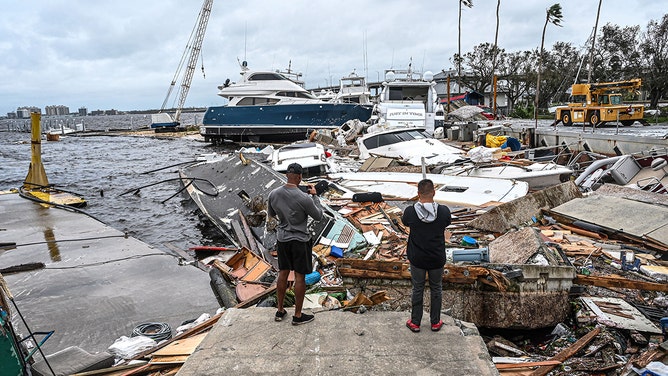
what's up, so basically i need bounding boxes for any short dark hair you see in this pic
[417,179,435,195]
[286,163,303,175]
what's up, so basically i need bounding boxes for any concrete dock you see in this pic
[0,192,219,355]
[1,192,499,375]
[177,307,499,376]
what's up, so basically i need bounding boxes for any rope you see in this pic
[132,322,172,342]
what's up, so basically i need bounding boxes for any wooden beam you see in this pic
[529,327,601,376]
[574,275,668,292]
[496,360,562,370]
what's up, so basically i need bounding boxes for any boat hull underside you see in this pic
[201,103,372,143]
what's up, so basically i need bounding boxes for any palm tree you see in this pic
[534,3,563,129]
[458,0,473,94]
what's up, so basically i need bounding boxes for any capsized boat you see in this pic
[179,153,367,252]
[200,61,373,143]
[356,126,465,165]
[328,171,529,207]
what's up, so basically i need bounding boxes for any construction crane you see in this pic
[151,0,213,130]
[554,78,646,127]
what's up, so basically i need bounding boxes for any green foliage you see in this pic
[547,4,563,27]
[510,103,535,119]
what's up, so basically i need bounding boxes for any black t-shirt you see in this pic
[402,204,452,270]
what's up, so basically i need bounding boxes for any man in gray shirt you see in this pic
[267,163,323,325]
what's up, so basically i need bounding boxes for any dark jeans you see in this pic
[410,264,444,326]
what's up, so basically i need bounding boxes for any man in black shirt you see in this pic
[401,179,451,332]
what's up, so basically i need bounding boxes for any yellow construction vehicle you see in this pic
[555,78,646,126]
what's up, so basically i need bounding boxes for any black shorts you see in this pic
[277,240,313,275]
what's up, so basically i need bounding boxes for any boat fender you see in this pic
[352,192,383,203]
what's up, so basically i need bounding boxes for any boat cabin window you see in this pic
[276,91,317,99]
[248,73,286,81]
[237,97,280,106]
[362,129,430,149]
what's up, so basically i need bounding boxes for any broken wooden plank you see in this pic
[234,285,277,309]
[231,219,250,250]
[151,332,207,357]
[574,275,668,292]
[528,327,601,376]
[238,211,262,260]
[496,361,562,370]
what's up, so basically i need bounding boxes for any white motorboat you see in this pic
[200,61,373,143]
[356,126,465,165]
[271,142,328,177]
[435,161,573,190]
[355,127,572,190]
[328,171,529,208]
[368,65,444,134]
[331,71,372,105]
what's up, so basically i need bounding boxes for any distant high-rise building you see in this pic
[78,107,88,116]
[15,106,40,118]
[45,105,70,116]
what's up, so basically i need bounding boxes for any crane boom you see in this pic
[153,0,213,129]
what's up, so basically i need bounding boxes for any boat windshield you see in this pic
[248,73,287,81]
[388,86,430,101]
[363,129,429,149]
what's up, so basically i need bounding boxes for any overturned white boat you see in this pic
[356,127,465,165]
[328,171,529,207]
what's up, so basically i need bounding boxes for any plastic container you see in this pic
[461,236,478,247]
[330,246,344,258]
[305,271,321,285]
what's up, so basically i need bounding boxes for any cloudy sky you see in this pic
[1,0,664,115]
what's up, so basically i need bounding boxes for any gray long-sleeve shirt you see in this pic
[267,185,324,242]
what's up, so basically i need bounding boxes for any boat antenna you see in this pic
[421,50,426,74]
[244,22,247,62]
[363,30,368,81]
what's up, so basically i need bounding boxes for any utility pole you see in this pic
[587,0,603,83]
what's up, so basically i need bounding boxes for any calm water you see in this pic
[0,113,232,252]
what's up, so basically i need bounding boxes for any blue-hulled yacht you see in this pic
[200,61,373,143]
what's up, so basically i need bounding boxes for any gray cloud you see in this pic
[1,0,665,113]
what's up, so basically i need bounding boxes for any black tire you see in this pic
[560,111,573,126]
[587,111,601,126]
[621,120,635,126]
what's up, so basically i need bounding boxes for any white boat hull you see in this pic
[328,171,529,207]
